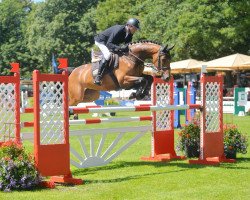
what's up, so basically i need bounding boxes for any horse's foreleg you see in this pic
[123,75,153,100]
[142,74,153,93]
[134,75,153,100]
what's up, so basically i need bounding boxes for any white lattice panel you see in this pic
[39,81,64,144]
[0,83,16,142]
[155,83,171,130]
[205,82,220,132]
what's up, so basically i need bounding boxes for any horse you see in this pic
[68,41,174,109]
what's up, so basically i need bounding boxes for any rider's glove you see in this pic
[119,44,129,53]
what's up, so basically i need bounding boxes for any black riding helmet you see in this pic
[126,18,140,30]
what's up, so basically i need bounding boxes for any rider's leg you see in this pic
[94,41,111,85]
[94,57,108,85]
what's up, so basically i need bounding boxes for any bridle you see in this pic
[126,45,171,74]
[156,46,171,72]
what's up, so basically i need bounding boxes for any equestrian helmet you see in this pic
[126,18,140,30]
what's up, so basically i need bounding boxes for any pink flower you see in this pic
[4,156,11,161]
[1,140,22,149]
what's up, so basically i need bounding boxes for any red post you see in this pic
[0,64,21,145]
[141,77,185,161]
[189,74,235,165]
[33,70,82,186]
[14,72,21,144]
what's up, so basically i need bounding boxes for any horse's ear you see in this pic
[162,45,168,52]
[166,45,175,52]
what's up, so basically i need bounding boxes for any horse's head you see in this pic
[152,44,174,82]
[128,41,174,82]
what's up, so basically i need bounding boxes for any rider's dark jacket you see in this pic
[94,25,132,52]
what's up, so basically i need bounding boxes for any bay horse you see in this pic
[68,41,174,107]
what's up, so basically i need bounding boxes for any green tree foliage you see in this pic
[94,0,144,31]
[0,0,249,76]
[0,0,34,76]
[171,0,250,60]
[95,0,250,61]
[26,0,98,72]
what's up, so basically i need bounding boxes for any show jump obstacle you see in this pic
[0,62,235,186]
[0,62,82,187]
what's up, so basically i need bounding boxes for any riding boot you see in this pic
[94,58,109,86]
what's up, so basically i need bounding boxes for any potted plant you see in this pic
[223,124,248,159]
[176,120,200,158]
[0,141,41,192]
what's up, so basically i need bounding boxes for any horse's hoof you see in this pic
[135,93,145,100]
[129,92,136,100]
[73,115,79,120]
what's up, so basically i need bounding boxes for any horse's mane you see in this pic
[129,40,161,46]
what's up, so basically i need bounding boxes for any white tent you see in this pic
[170,59,203,73]
[189,53,250,71]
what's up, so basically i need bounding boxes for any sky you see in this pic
[33,0,44,2]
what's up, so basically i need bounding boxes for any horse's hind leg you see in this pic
[69,88,100,119]
[68,84,85,106]
[82,89,100,102]
[68,84,100,104]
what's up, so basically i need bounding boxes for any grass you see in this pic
[0,113,249,200]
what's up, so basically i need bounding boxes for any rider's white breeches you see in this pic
[95,41,111,61]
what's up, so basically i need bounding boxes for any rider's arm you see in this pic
[106,32,121,52]
[106,26,126,52]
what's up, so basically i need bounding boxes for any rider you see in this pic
[93,18,140,85]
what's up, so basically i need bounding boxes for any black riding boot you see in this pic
[94,58,108,86]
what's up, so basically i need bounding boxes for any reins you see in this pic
[127,49,163,73]
[128,50,145,64]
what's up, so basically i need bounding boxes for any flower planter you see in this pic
[185,144,200,158]
[225,150,236,159]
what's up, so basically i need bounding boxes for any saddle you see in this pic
[91,51,120,89]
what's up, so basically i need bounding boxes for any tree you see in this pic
[0,0,34,76]
[1,0,249,77]
[94,0,144,33]
[25,0,98,74]
[171,0,250,60]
